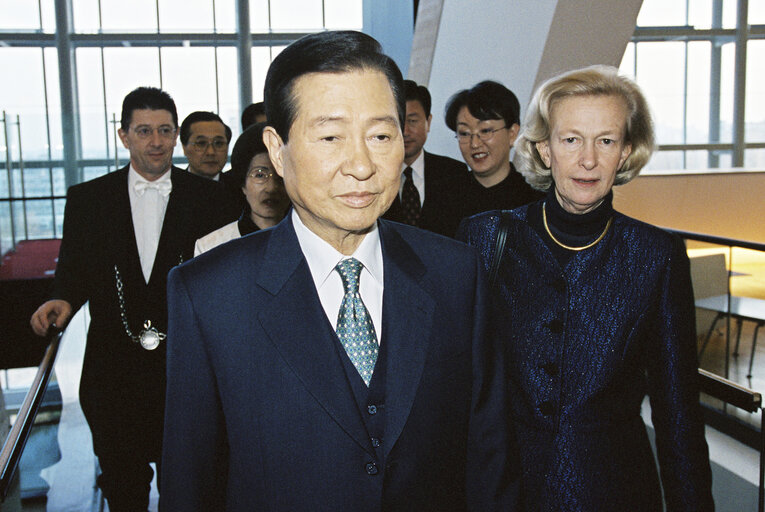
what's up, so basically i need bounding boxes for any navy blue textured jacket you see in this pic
[458,204,714,512]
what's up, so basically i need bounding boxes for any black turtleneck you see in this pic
[237,209,261,236]
[528,186,614,266]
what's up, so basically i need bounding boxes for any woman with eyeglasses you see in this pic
[445,80,542,216]
[194,122,290,255]
[457,66,714,511]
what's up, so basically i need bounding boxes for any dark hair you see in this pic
[404,80,431,117]
[120,86,178,131]
[229,122,269,189]
[264,30,405,143]
[444,80,520,131]
[179,111,232,145]
[241,102,266,130]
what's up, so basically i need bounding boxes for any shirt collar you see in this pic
[401,150,425,180]
[291,209,383,291]
[128,164,172,188]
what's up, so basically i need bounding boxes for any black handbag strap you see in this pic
[487,210,512,288]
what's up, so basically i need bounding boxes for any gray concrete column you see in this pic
[55,0,81,188]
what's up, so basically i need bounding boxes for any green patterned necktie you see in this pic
[335,258,379,386]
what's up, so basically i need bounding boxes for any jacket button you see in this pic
[540,362,559,376]
[365,462,379,475]
[370,437,381,448]
[548,319,563,333]
[539,401,555,416]
[367,404,377,415]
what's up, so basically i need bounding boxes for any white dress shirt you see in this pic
[398,150,425,207]
[291,209,384,343]
[127,166,172,283]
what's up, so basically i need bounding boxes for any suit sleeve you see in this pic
[465,249,522,511]
[51,185,91,311]
[646,236,714,511]
[161,265,229,510]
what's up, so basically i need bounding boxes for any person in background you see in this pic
[445,80,542,215]
[161,30,518,511]
[457,65,714,511]
[180,111,232,181]
[382,80,470,238]
[241,101,266,130]
[194,122,290,255]
[29,87,229,511]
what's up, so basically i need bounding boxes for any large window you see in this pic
[0,0,363,253]
[621,0,765,171]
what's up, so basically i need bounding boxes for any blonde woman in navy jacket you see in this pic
[458,66,714,511]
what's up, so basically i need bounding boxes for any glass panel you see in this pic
[216,47,240,137]
[24,198,55,239]
[751,2,765,25]
[270,0,323,30]
[744,149,765,168]
[82,166,109,181]
[0,48,52,162]
[0,0,42,30]
[251,46,273,104]
[324,0,363,29]
[645,150,684,171]
[746,40,765,144]
[161,47,219,118]
[635,42,686,145]
[250,0,271,32]
[44,47,63,161]
[619,42,635,78]
[158,0,215,33]
[54,196,64,235]
[687,0,713,29]
[23,168,52,197]
[52,168,65,196]
[215,0,236,32]
[0,169,8,198]
[686,41,711,144]
[76,48,110,161]
[100,0,158,32]
[72,0,101,33]
[719,42,735,144]
[0,201,12,253]
[721,0,738,29]
[40,0,55,33]
[637,0,687,26]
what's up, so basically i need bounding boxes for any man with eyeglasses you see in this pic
[29,86,230,511]
[180,111,232,181]
[382,80,471,238]
[445,80,543,216]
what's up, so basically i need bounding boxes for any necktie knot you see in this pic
[134,179,172,197]
[404,166,413,179]
[336,257,363,295]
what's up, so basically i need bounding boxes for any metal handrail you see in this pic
[0,329,62,501]
[667,228,765,253]
[698,368,764,512]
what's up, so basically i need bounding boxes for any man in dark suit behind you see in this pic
[161,31,518,511]
[383,80,471,238]
[30,87,229,511]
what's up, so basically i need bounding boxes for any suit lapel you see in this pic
[377,221,435,457]
[256,218,374,455]
[150,167,186,284]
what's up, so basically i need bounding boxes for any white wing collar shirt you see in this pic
[291,209,384,343]
[127,165,172,283]
[398,149,425,207]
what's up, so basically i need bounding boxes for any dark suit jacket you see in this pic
[383,151,470,238]
[52,165,229,458]
[161,217,518,511]
[458,206,714,511]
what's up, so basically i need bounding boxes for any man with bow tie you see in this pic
[30,86,230,511]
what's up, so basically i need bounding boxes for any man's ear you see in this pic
[263,127,286,178]
[118,128,130,149]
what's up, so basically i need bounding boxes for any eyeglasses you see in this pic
[455,126,507,144]
[190,138,228,152]
[132,126,177,139]
[246,167,281,184]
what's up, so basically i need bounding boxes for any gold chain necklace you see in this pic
[542,202,612,252]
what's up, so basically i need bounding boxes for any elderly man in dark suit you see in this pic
[30,86,229,511]
[161,31,519,511]
[383,80,471,238]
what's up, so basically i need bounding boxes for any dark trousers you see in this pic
[97,449,161,512]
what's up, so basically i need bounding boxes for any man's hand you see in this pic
[30,300,73,337]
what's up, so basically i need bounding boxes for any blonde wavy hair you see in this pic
[515,65,655,191]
